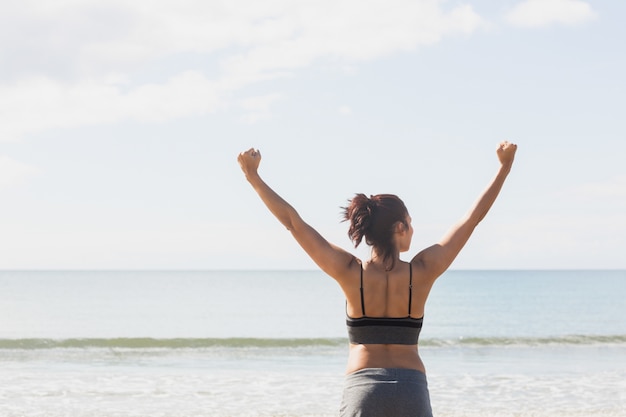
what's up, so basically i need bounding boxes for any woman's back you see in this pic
[341,259,430,374]
[345,260,427,319]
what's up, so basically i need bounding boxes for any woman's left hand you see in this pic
[496,141,517,167]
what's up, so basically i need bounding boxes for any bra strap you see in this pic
[408,263,413,315]
[360,262,366,316]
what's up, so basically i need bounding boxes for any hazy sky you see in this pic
[1,0,624,270]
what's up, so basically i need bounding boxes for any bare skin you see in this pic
[238,142,517,374]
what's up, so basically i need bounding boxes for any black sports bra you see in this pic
[346,262,423,345]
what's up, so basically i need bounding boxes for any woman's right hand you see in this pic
[497,141,517,167]
[237,148,261,180]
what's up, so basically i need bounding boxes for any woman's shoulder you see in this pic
[327,255,362,285]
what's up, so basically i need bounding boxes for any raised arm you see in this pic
[413,141,517,280]
[238,148,356,279]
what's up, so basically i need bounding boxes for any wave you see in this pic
[0,337,347,350]
[1,334,626,350]
[426,334,626,347]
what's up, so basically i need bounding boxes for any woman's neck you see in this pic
[369,250,400,271]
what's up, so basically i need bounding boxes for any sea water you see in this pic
[0,270,625,417]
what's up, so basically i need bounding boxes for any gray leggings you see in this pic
[340,368,433,417]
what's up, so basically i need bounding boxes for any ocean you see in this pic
[1,269,625,417]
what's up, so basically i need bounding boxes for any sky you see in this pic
[0,0,624,270]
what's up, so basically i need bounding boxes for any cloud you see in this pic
[239,93,284,124]
[0,156,37,188]
[0,0,487,141]
[339,106,353,115]
[563,175,626,205]
[468,212,626,269]
[7,0,485,74]
[219,1,485,78]
[506,0,596,28]
[0,71,220,141]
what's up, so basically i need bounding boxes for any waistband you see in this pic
[345,368,427,383]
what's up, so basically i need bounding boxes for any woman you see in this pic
[237,141,517,417]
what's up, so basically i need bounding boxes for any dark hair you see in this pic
[342,193,409,270]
